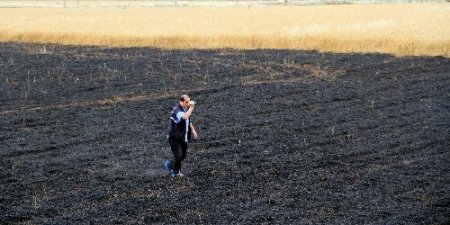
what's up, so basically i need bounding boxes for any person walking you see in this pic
[163,94,198,178]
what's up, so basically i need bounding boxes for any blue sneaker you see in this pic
[169,171,185,178]
[163,160,173,172]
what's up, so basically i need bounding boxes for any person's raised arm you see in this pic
[182,100,195,120]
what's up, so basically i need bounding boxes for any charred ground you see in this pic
[0,43,449,224]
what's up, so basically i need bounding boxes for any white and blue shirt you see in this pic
[175,108,190,142]
[168,104,191,142]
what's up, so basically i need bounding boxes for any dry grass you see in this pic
[0,3,449,56]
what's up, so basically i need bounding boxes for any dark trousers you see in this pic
[169,138,187,172]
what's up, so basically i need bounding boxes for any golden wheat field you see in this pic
[0,3,449,56]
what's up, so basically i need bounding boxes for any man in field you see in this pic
[163,94,198,178]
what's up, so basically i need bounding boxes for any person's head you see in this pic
[179,94,191,108]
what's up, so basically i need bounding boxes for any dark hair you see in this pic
[180,94,189,102]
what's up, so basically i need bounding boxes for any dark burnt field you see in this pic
[0,42,449,224]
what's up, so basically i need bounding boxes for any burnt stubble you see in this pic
[1,43,449,224]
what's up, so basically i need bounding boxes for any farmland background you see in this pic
[1,1,450,224]
[0,0,449,8]
[0,2,449,56]
[1,43,449,224]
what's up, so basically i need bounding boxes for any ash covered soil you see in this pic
[0,43,449,224]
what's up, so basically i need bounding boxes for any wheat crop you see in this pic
[0,3,449,56]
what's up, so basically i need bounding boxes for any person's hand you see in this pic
[192,131,198,140]
[189,100,196,108]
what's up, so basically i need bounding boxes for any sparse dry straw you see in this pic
[0,3,449,56]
